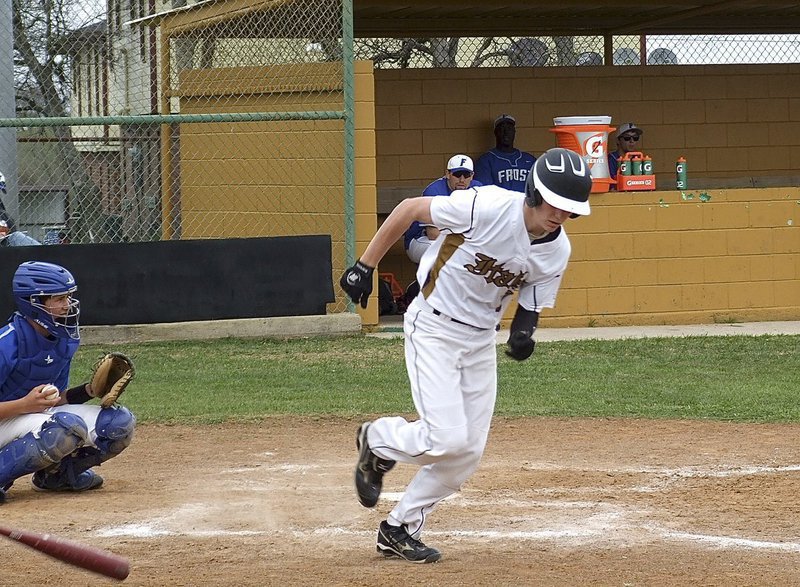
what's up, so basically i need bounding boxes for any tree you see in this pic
[12,0,106,242]
[357,36,576,69]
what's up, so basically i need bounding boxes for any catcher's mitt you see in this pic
[89,352,135,408]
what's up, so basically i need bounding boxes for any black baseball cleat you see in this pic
[32,469,103,492]
[355,422,395,508]
[376,521,442,563]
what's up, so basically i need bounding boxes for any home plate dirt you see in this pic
[2,416,799,586]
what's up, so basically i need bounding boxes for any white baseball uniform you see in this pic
[367,185,571,537]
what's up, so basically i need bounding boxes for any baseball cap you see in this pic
[446,154,474,173]
[494,114,516,128]
[617,122,643,136]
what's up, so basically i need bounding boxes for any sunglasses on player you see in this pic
[620,134,640,142]
[450,170,473,178]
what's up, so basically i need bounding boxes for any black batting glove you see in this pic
[340,260,375,309]
[506,330,535,361]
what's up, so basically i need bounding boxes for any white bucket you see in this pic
[553,115,613,126]
[550,116,615,190]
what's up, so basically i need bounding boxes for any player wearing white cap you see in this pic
[404,154,483,264]
[474,114,536,192]
[340,147,592,563]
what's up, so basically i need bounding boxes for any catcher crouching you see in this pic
[0,261,136,503]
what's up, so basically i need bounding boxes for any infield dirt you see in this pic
[2,416,799,586]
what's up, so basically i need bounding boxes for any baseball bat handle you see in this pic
[0,525,130,580]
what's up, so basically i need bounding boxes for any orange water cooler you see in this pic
[549,116,615,193]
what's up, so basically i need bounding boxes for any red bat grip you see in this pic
[0,525,130,580]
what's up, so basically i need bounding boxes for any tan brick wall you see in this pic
[549,187,800,326]
[373,65,800,327]
[376,64,800,190]
[379,186,800,328]
[175,61,379,320]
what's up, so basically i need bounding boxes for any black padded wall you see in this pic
[0,235,334,325]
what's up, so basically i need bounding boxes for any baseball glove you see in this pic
[89,352,135,408]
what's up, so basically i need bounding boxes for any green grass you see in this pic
[72,334,800,424]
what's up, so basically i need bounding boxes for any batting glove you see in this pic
[506,330,535,361]
[340,260,374,309]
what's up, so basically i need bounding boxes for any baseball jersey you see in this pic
[474,148,536,192]
[403,177,482,250]
[608,151,622,181]
[417,185,570,330]
[0,313,77,401]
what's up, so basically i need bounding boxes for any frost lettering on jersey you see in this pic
[464,253,526,290]
[497,168,529,185]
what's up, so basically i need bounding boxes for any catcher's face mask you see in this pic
[30,290,81,340]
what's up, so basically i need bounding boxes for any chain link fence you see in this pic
[356,34,800,68]
[1,1,799,294]
[2,0,349,254]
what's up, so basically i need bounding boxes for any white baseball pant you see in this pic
[367,296,497,538]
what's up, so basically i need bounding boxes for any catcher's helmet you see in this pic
[13,261,80,339]
[525,147,592,217]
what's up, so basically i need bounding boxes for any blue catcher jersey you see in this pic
[0,313,78,401]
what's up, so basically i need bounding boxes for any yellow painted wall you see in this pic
[379,187,799,328]
[174,61,378,321]
[375,63,800,190]
[374,64,800,327]
[548,187,799,327]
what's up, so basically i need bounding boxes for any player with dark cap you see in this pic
[474,114,536,192]
[340,147,591,563]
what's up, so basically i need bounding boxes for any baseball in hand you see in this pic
[41,384,60,401]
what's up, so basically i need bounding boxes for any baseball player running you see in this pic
[340,147,592,563]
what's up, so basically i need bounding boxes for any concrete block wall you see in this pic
[176,61,380,321]
[373,64,800,326]
[378,186,799,328]
[375,63,800,193]
[553,187,799,326]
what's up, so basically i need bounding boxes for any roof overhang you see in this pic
[131,0,800,37]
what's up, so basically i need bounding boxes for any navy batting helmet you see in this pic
[13,261,80,339]
[525,148,592,217]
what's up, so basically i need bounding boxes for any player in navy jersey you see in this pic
[404,154,482,264]
[474,114,536,192]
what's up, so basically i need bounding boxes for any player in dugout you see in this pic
[340,147,592,563]
[474,114,536,192]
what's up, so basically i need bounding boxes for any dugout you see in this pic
[140,1,799,329]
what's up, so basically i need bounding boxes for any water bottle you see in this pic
[620,159,631,176]
[642,156,653,175]
[676,157,687,189]
[631,155,643,175]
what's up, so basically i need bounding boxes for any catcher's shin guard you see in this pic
[43,406,135,484]
[0,412,89,491]
[93,405,135,456]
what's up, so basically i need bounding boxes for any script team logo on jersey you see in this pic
[464,253,526,290]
